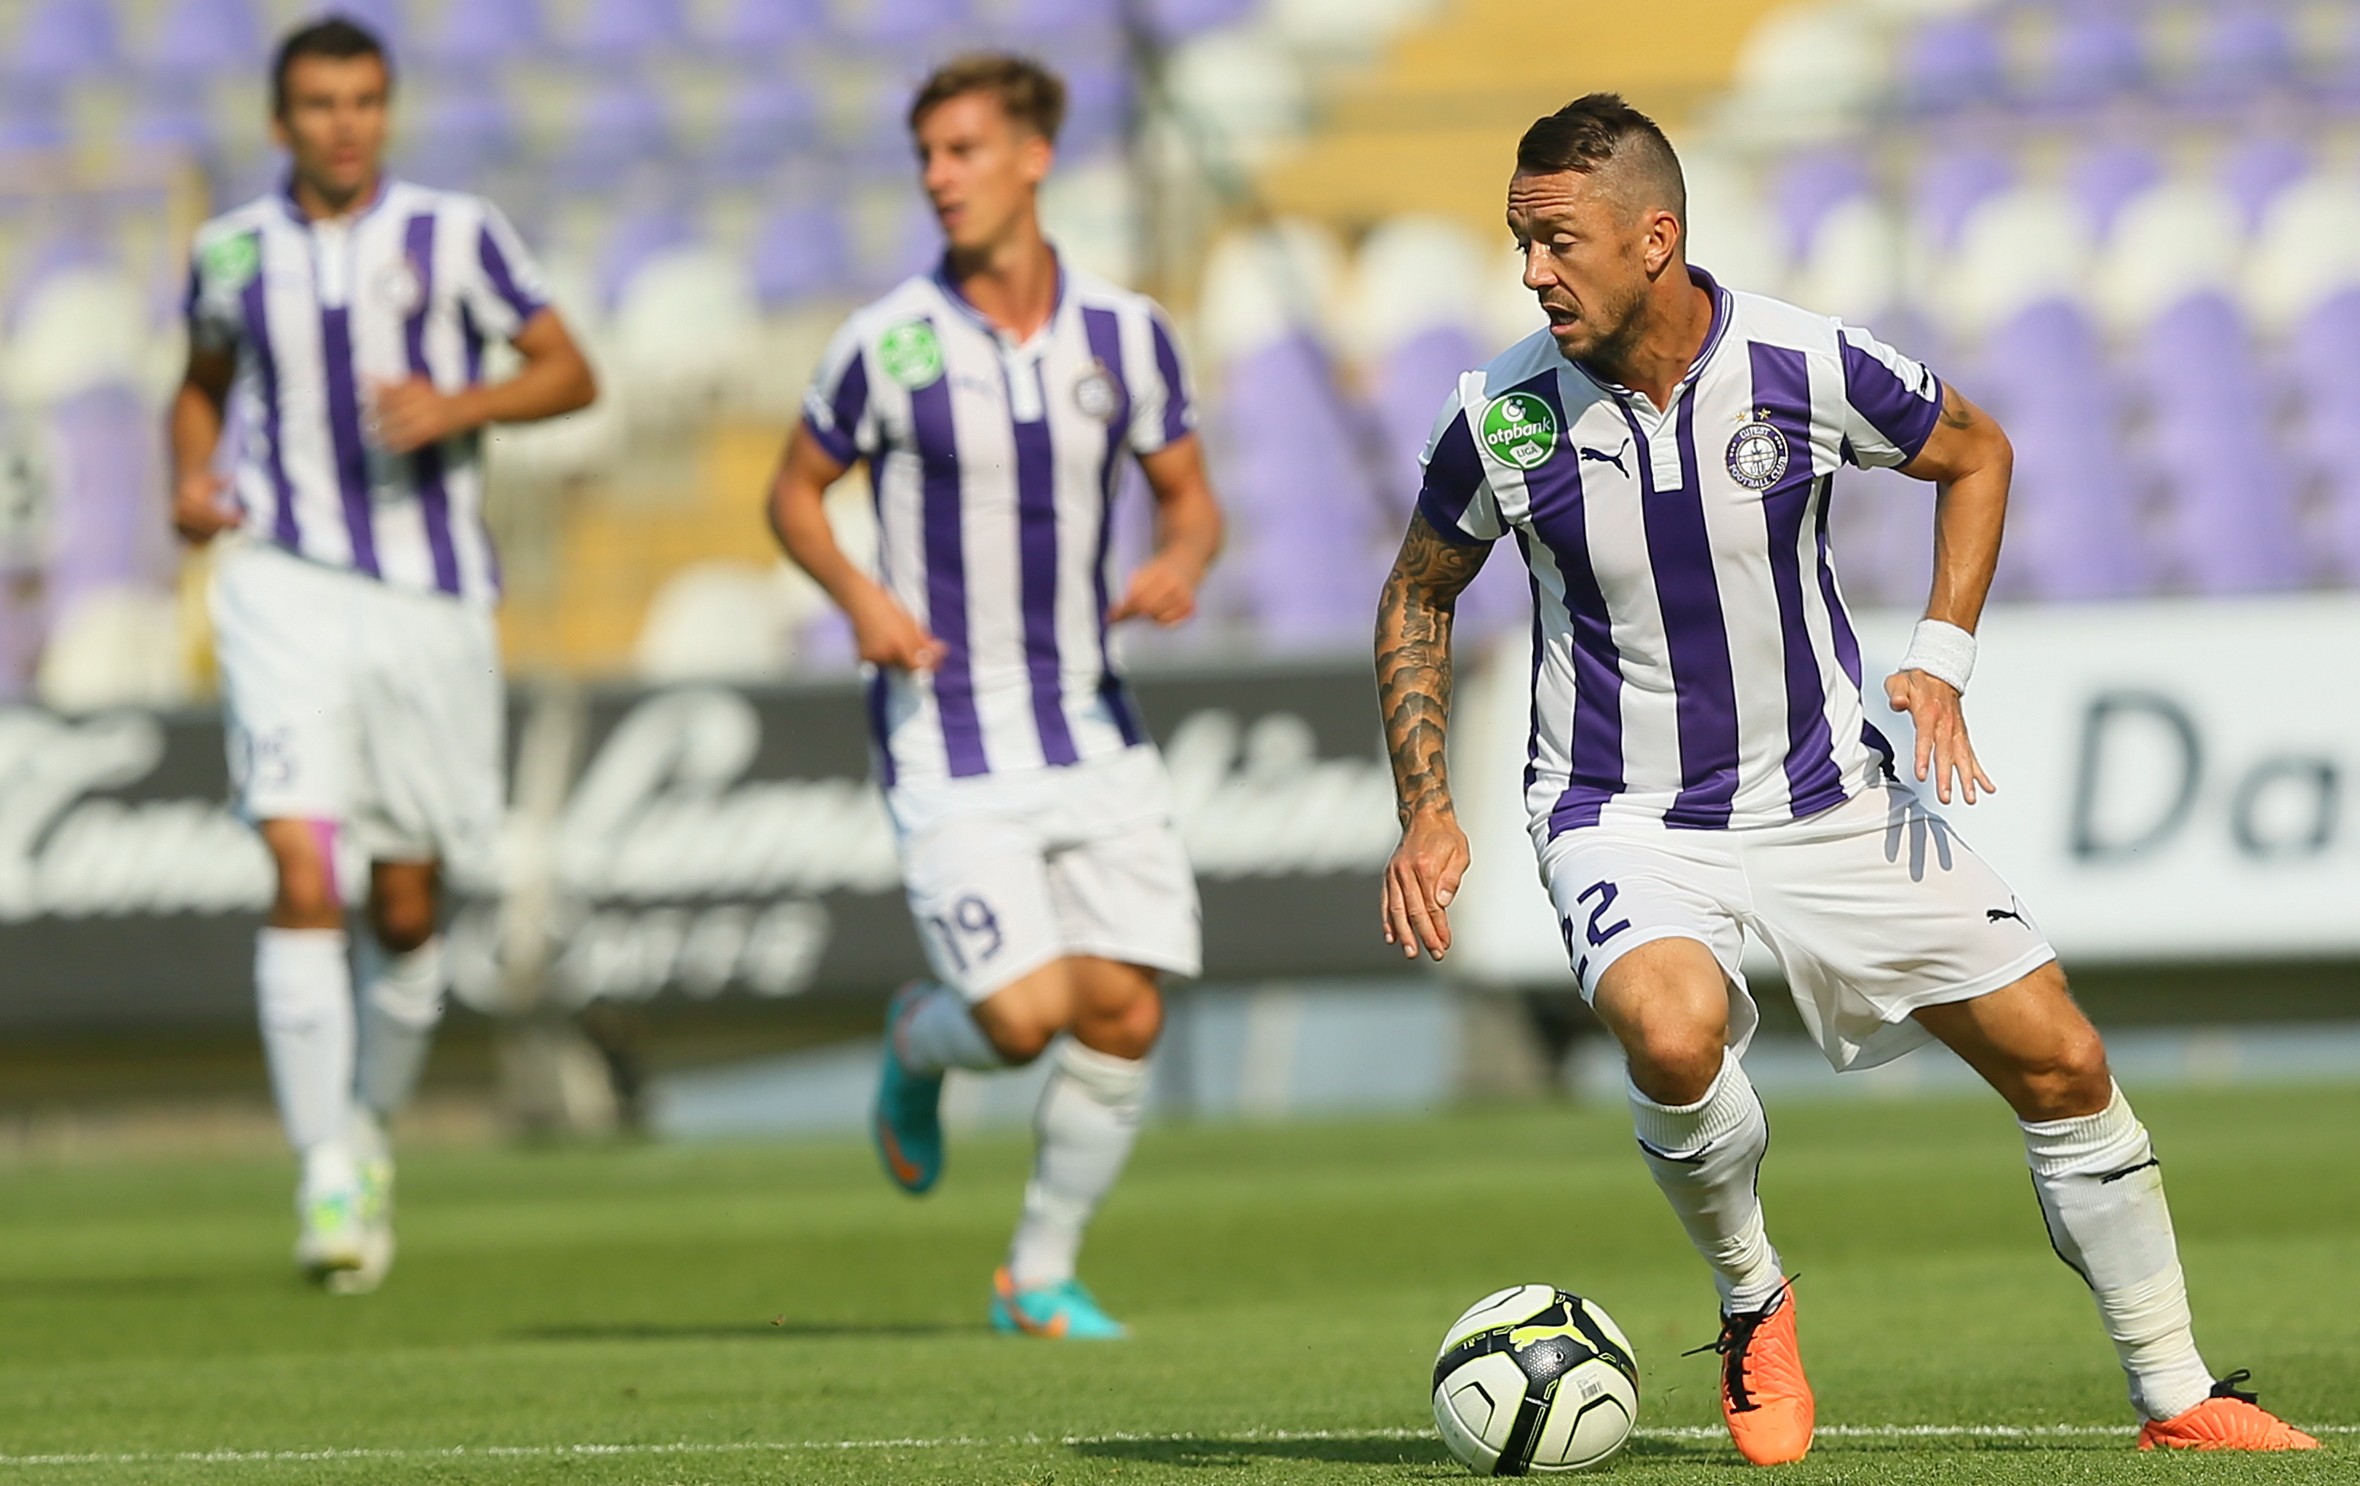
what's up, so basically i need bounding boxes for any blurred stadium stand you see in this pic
[13,0,2360,708]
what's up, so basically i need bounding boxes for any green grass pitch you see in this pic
[0,1082,2351,1484]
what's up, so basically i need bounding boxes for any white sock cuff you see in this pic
[256,928,350,1013]
[367,936,447,1028]
[1052,1039,1150,1105]
[1628,1052,1756,1156]
[2021,1081,2148,1179]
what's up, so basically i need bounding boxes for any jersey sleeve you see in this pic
[801,317,879,467]
[183,227,252,355]
[1126,305,1197,455]
[1414,390,1502,545]
[1836,323,1944,469]
[457,201,552,343]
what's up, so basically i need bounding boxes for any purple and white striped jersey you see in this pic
[185,178,550,605]
[803,259,1194,787]
[1419,267,1944,839]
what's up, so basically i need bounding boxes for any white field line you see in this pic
[0,1423,2350,1468]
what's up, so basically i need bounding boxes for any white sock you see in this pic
[355,935,446,1120]
[256,927,357,1175]
[1628,1052,1786,1314]
[895,983,1004,1074]
[1008,1040,1149,1289]
[2023,1081,2212,1421]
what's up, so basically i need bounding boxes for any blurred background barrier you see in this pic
[0,656,1410,1035]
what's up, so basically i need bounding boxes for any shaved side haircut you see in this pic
[1516,93,1686,226]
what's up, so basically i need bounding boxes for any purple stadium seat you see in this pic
[1215,333,1389,648]
[2177,6,2294,107]
[1769,151,1868,261]
[2137,295,2305,592]
[2220,136,2307,230]
[1982,300,2114,426]
[1371,326,1480,495]
[0,96,70,155]
[2032,9,2145,111]
[1056,61,1131,159]
[425,0,544,66]
[8,0,120,85]
[400,92,519,187]
[41,385,176,611]
[2068,141,2161,237]
[2002,412,2150,600]
[2288,290,2360,413]
[560,82,675,185]
[1912,141,2012,253]
[149,0,263,75]
[707,0,823,52]
[840,0,970,44]
[576,0,688,59]
[1824,463,1931,610]
[120,94,216,156]
[705,77,821,182]
[1141,0,1251,43]
[999,0,1117,38]
[1896,13,2005,117]
[857,198,943,293]
[596,207,695,307]
[748,201,851,305]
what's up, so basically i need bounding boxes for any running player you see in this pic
[170,18,596,1292]
[768,54,1221,1340]
[1375,95,2315,1461]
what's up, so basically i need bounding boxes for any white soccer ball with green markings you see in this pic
[1431,1284,1640,1474]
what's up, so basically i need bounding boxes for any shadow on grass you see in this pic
[1071,1434,1723,1470]
[516,1320,985,1342]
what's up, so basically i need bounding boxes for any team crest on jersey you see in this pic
[879,320,945,389]
[375,257,424,317]
[1725,416,1789,490]
[200,231,260,292]
[1073,362,1120,421]
[1478,390,1558,470]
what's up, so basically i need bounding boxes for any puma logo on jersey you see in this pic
[1987,906,2029,926]
[1578,443,1630,476]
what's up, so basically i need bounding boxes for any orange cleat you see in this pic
[1694,1279,1814,1466]
[2137,1373,2319,1452]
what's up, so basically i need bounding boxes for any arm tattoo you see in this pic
[1937,386,1973,430]
[1375,511,1492,826]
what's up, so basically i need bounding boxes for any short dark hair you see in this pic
[1515,93,1685,224]
[272,16,391,118]
[908,53,1066,144]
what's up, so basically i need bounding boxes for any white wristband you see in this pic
[1901,619,1976,693]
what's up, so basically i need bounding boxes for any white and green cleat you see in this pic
[293,1183,369,1287]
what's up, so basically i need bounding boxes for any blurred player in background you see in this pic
[770,54,1221,1340]
[171,17,596,1292]
[1375,95,2314,1463]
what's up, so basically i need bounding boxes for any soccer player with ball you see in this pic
[1376,94,2315,1463]
[770,56,1222,1339]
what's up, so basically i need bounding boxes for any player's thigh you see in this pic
[210,546,357,828]
[1043,819,1202,984]
[1541,832,1748,1012]
[1743,784,2058,1070]
[900,811,1064,1002]
[352,594,505,876]
[1911,961,2111,1121]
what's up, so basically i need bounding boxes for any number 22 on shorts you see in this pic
[1560,880,1632,964]
[927,894,1005,973]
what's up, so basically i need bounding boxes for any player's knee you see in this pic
[268,863,341,928]
[981,1016,1057,1065]
[1622,1023,1725,1107]
[2022,1025,2113,1120]
[370,896,438,954]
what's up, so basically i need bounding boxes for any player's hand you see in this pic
[171,471,240,545]
[368,377,468,454]
[848,589,945,672]
[1383,807,1471,961]
[1107,552,1202,627]
[1884,668,1996,806]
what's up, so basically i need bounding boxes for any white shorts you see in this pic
[210,541,505,879]
[1539,782,2057,1072]
[887,744,1201,1001]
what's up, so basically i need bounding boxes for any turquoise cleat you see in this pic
[872,984,945,1194]
[990,1267,1130,1339]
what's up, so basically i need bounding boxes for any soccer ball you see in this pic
[1431,1284,1639,1474]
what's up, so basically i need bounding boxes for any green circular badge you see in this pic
[878,320,945,389]
[200,231,261,292]
[1479,390,1558,471]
